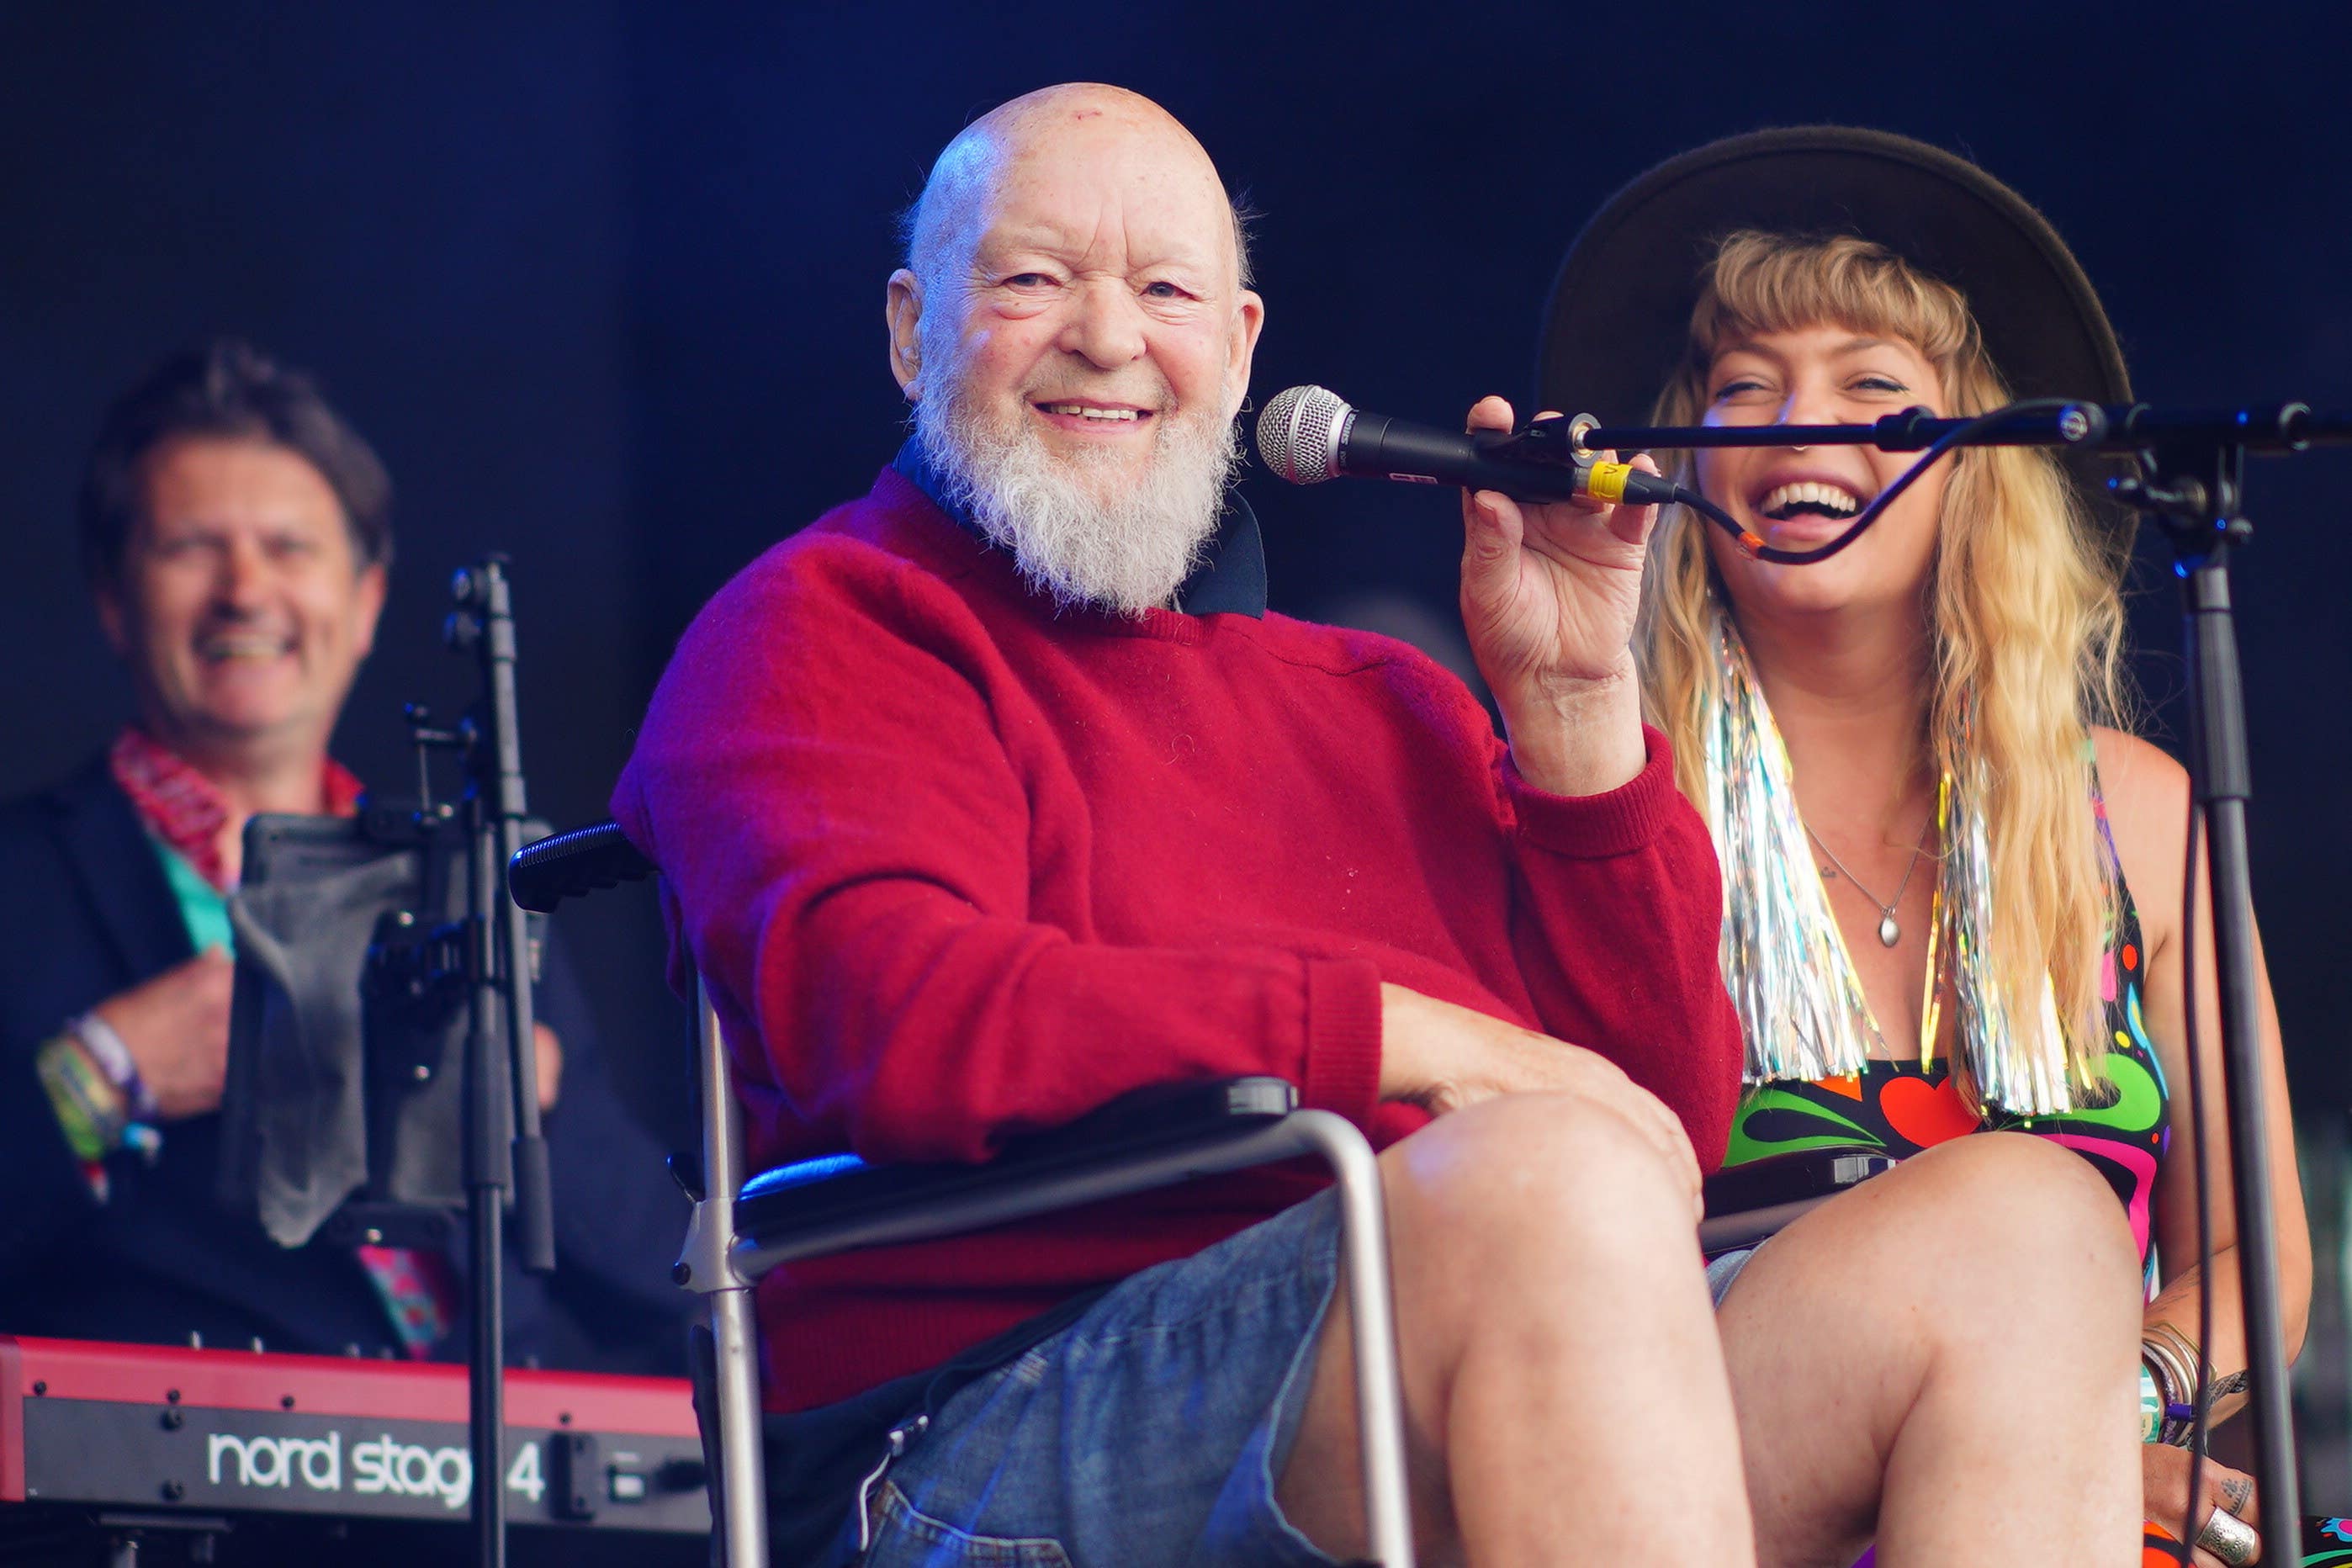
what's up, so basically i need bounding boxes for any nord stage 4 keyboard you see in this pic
[0,1336,707,1560]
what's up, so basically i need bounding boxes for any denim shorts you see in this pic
[1704,1244,1758,1301]
[855,1194,1756,1567]
[858,1189,1347,1566]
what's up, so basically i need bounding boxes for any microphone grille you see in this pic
[1255,384,1348,484]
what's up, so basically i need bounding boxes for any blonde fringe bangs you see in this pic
[1637,230,2132,1089]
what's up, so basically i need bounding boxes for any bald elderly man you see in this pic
[617,86,1750,1564]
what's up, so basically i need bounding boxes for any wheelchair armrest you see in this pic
[1696,1147,1893,1253]
[507,820,654,913]
[734,1076,1303,1270]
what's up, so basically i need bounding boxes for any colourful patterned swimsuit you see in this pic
[1723,799,2171,1272]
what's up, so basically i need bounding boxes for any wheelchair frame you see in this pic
[509,822,1417,1568]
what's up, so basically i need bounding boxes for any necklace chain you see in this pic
[1804,814,1935,946]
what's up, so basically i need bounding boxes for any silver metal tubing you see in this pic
[1285,1110,1415,1568]
[708,1283,768,1568]
[696,981,769,1568]
[732,1108,1416,1567]
[742,1117,1345,1270]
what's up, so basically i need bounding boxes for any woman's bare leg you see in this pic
[1719,1131,2143,1567]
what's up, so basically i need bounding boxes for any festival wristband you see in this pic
[35,1032,130,1162]
[67,1010,156,1121]
[2138,1362,2164,1443]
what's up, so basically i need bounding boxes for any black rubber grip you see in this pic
[506,820,654,912]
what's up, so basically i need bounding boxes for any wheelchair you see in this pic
[509,820,1865,1568]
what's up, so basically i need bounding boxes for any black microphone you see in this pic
[1254,385,1680,507]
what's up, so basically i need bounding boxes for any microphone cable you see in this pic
[1662,399,2083,565]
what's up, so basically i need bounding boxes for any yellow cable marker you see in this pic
[1583,461,1638,503]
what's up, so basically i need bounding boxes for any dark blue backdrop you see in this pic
[3,0,2347,1462]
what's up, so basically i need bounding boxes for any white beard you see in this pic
[914,369,1242,617]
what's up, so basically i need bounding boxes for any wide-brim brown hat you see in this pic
[1536,125,2135,544]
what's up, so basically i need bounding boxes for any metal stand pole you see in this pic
[462,790,510,1567]
[458,559,554,1274]
[2178,538,2302,1531]
[444,558,552,1568]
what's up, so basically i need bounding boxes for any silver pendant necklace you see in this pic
[1804,815,1935,947]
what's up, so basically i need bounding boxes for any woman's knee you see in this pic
[1920,1132,2133,1246]
[1857,1132,2140,1306]
[1722,1134,2140,1444]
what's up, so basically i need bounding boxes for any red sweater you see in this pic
[613,469,1740,1412]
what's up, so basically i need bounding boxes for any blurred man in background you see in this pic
[0,338,686,1373]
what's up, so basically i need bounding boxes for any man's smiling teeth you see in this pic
[1760,480,1863,520]
[200,634,291,661]
[1039,404,1139,421]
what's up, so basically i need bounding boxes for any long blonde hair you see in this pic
[1638,230,2133,1086]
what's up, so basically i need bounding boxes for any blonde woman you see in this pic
[1536,128,2308,1565]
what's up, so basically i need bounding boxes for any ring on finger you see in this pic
[2196,1503,2259,1567]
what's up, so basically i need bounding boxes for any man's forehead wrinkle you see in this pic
[975,178,1221,276]
[1022,152,1232,278]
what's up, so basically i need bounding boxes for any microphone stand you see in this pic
[1569,399,2349,1539]
[417,557,556,1568]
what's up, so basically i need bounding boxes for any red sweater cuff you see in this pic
[1300,958,1383,1128]
[1503,724,1678,859]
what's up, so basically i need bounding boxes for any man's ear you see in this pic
[1226,289,1267,418]
[887,270,925,399]
[350,562,389,662]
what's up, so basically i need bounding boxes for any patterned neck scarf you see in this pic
[109,727,364,892]
[1697,609,2075,1115]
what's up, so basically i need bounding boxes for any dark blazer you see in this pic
[0,755,689,1372]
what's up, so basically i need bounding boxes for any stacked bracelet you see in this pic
[33,1016,163,1195]
[66,1012,157,1122]
[2142,1330,2197,1446]
[2141,1325,2254,1447]
[35,1033,131,1163]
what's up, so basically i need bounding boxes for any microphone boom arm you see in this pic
[1565,400,2349,456]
